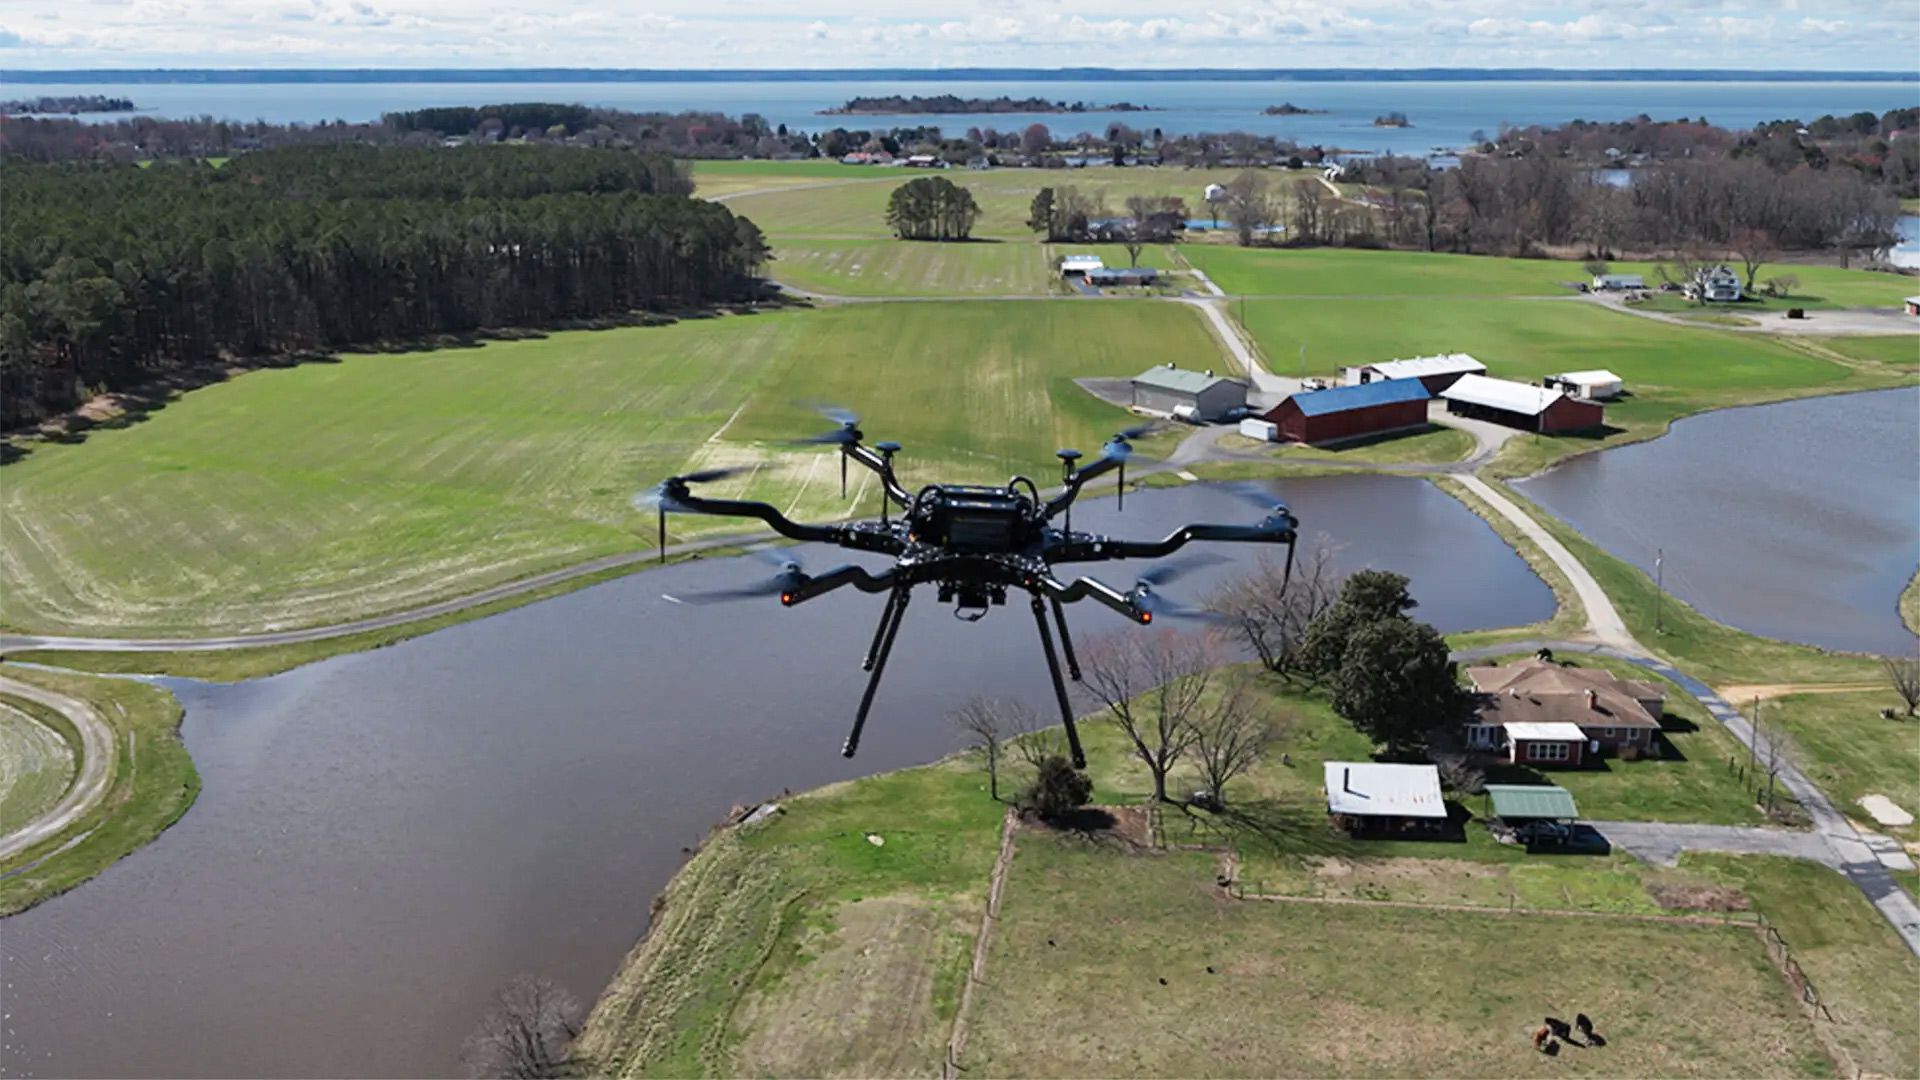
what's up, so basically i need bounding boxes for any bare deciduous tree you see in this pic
[951,696,1040,800]
[1223,169,1273,247]
[1188,674,1284,807]
[461,975,585,1079]
[1076,629,1225,803]
[1731,226,1775,292]
[1206,546,1343,683]
[1885,654,1920,717]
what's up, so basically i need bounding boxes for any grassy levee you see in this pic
[0,665,198,915]
[1,302,1201,638]
[1684,855,1920,1079]
[1493,483,1890,686]
[1761,689,1919,841]
[967,835,1831,1078]
[574,757,1003,1078]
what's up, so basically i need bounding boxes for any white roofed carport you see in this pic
[1323,762,1447,818]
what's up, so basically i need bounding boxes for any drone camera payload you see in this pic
[639,405,1298,767]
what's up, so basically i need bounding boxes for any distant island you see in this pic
[1263,102,1327,115]
[1,94,135,115]
[821,95,1154,115]
[1372,111,1413,127]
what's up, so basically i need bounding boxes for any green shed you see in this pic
[1484,784,1578,823]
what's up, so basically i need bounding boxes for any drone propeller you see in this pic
[790,403,864,496]
[1133,584,1226,625]
[1214,480,1292,518]
[1101,422,1159,511]
[1135,551,1230,588]
[635,465,761,563]
[667,546,807,605]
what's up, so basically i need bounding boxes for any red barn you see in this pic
[1440,374,1603,434]
[1262,379,1431,445]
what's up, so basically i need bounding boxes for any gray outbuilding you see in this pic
[1129,364,1247,422]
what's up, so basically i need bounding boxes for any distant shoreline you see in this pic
[3,68,1915,85]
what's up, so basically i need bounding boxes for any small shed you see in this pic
[1544,369,1623,401]
[1502,721,1589,768]
[1440,374,1602,434]
[1238,417,1279,442]
[1130,365,1247,422]
[1059,254,1105,277]
[1324,762,1448,821]
[1341,353,1486,394]
[1263,379,1430,445]
[1905,296,1920,316]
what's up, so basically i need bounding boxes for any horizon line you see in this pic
[3,66,1914,81]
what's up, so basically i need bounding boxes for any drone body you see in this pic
[642,409,1299,768]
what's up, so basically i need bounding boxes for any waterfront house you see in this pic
[1684,265,1743,302]
[1463,658,1667,764]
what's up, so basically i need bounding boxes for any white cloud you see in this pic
[0,0,1911,68]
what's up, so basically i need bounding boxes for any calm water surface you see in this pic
[0,477,1549,1079]
[31,80,1920,153]
[1518,387,1920,655]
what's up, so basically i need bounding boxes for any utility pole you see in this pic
[1653,547,1664,635]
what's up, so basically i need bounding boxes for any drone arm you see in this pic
[1101,522,1297,561]
[841,444,915,507]
[1035,573,1150,624]
[782,564,898,607]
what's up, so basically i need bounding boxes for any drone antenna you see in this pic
[876,441,901,523]
[1056,449,1082,534]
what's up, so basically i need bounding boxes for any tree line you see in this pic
[1,145,769,427]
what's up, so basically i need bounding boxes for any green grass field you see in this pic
[769,238,1058,296]
[0,665,198,915]
[0,302,1205,636]
[0,697,77,833]
[966,834,1829,1078]
[1760,689,1919,840]
[722,165,1300,239]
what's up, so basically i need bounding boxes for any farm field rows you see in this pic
[0,302,1202,636]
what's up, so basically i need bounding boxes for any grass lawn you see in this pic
[0,696,77,833]
[1759,689,1920,841]
[965,832,1831,1078]
[1821,334,1920,367]
[1685,855,1920,1079]
[0,665,198,915]
[574,756,1004,1078]
[1497,483,1890,686]
[1,302,1202,636]
[1200,247,1918,309]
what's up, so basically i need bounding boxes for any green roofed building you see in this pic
[1129,363,1247,421]
[1484,784,1579,823]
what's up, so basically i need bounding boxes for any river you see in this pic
[14,79,1917,155]
[0,477,1551,1079]
[1517,387,1920,656]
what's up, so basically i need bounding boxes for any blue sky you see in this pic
[2,0,1916,70]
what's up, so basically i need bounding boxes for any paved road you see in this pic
[1585,290,1920,336]
[1450,478,1637,650]
[0,674,117,863]
[1453,638,1920,957]
[1586,820,1840,867]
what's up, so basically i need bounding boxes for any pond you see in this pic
[1517,387,1920,656]
[0,476,1552,1078]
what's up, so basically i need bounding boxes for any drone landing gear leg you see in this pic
[862,588,900,672]
[1030,594,1087,769]
[1048,596,1082,681]
[844,586,910,758]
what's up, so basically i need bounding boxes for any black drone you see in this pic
[637,406,1299,768]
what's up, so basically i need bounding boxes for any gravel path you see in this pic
[0,674,117,863]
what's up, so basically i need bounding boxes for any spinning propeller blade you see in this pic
[1215,481,1294,521]
[1134,587,1226,624]
[635,465,767,564]
[670,547,806,605]
[1135,552,1230,588]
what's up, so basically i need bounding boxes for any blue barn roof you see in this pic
[1288,379,1430,417]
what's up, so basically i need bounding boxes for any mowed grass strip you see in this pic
[964,834,1830,1078]
[769,238,1055,296]
[1761,689,1920,839]
[1,301,1204,636]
